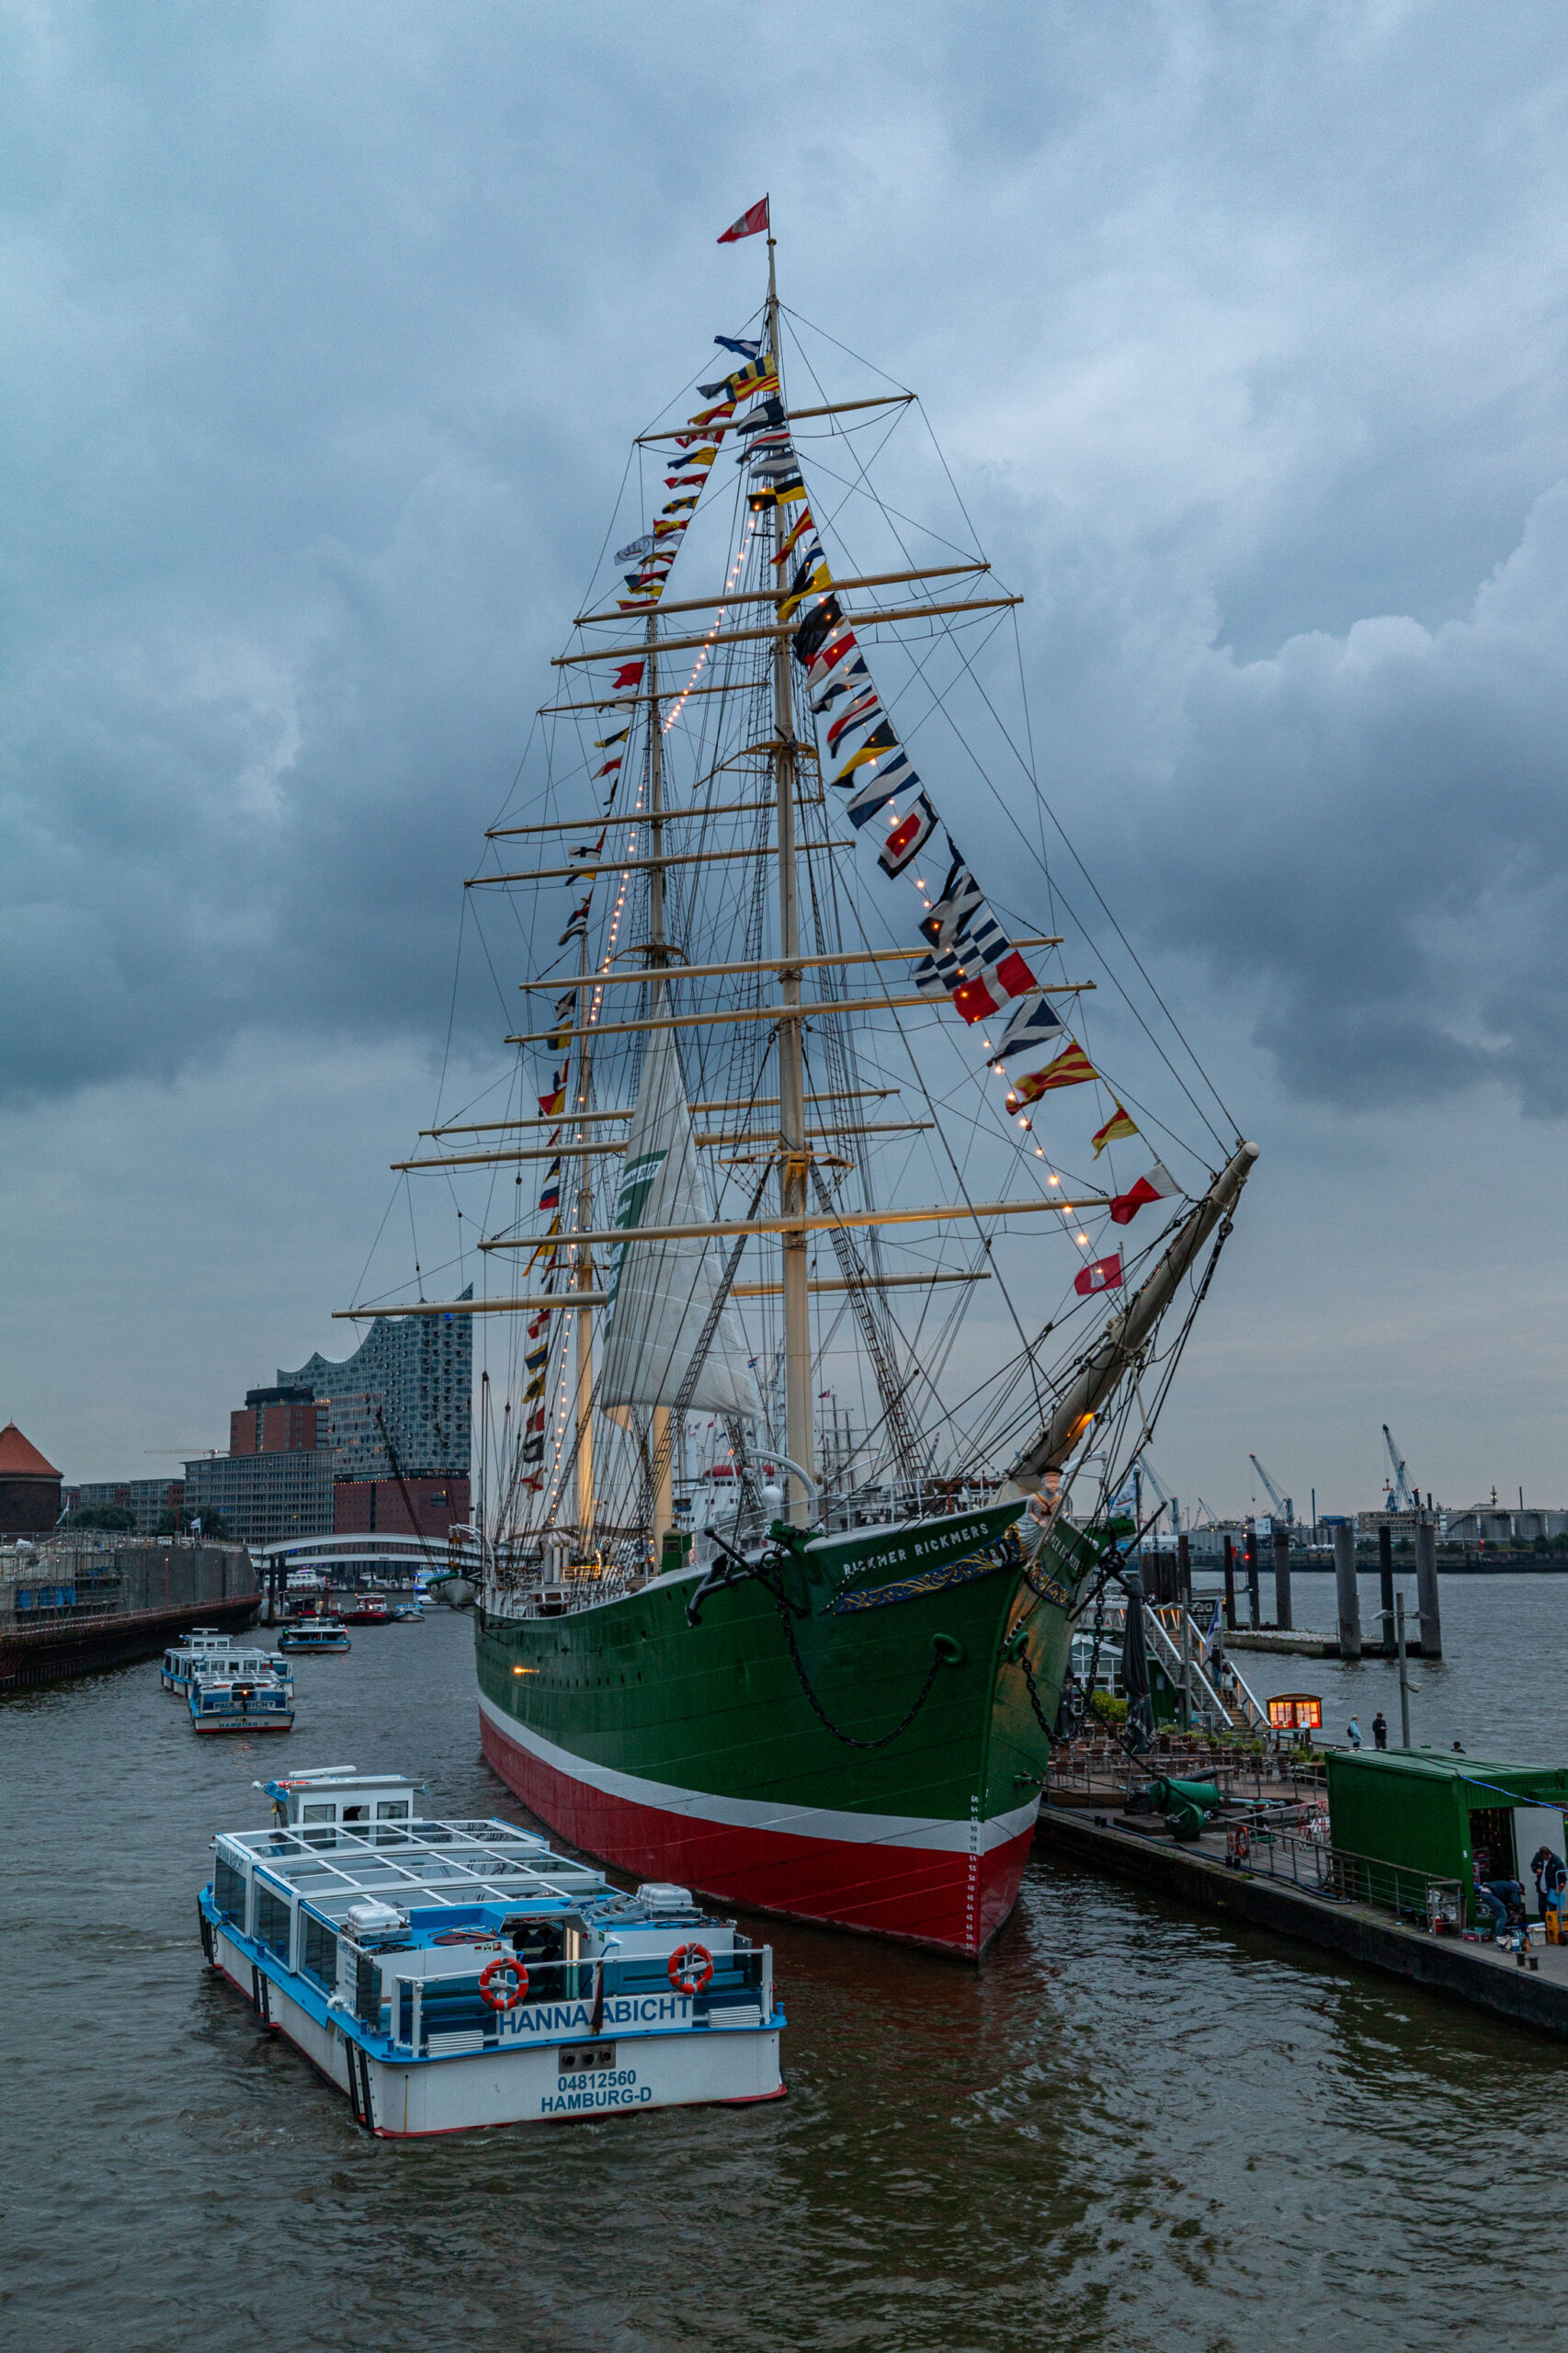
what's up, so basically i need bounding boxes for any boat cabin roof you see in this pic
[220,1810,608,1928]
[260,1768,422,1824]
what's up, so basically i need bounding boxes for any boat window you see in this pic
[301,1803,335,1823]
[256,1883,292,1961]
[214,1858,248,1927]
[376,1802,409,1820]
[300,1911,338,1990]
[342,1804,369,1823]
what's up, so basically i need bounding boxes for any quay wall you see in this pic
[0,1540,259,1686]
[1036,1806,1568,2040]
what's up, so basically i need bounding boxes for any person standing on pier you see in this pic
[1347,1718,1363,1749]
[1372,1712,1389,1751]
[1530,1845,1565,1919]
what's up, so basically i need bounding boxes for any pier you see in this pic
[1038,1737,1568,2042]
[1038,1802,1568,2039]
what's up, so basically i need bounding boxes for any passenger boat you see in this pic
[339,1595,390,1626]
[277,1619,351,1654]
[198,1767,784,2135]
[187,1665,295,1733]
[163,1639,292,1694]
[337,208,1255,1956]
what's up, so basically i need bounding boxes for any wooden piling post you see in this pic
[1333,1523,1362,1659]
[1379,1524,1396,1654]
[1245,1524,1260,1627]
[1177,1528,1191,1608]
[1415,1516,1441,1659]
[1272,1525,1292,1631]
[1222,1536,1236,1631]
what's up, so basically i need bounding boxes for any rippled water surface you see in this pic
[5,1594,1565,2352]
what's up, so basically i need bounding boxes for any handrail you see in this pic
[1234,1824,1465,1928]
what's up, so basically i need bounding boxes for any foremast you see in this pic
[765,235,815,1526]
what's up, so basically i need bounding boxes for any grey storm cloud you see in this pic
[6,2,1568,1117]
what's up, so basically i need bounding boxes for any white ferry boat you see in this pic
[277,1619,351,1654]
[163,1640,292,1695]
[198,1767,785,2135]
[187,1665,295,1733]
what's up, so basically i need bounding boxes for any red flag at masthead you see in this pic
[718,197,770,244]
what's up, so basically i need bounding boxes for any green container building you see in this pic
[1325,1749,1568,1921]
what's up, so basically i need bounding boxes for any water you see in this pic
[1204,1569,1568,1758]
[5,1598,1565,2353]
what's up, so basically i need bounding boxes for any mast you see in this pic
[767,233,815,1526]
[1004,1141,1260,1493]
[573,915,596,1554]
[644,611,674,1551]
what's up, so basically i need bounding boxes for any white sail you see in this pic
[597,1021,763,1419]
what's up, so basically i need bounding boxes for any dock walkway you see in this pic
[1037,1801,1568,2040]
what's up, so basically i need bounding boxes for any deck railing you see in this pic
[361,1948,773,2054]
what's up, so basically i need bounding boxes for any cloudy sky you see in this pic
[6,1,1568,1516]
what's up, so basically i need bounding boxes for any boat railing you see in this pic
[357,1947,772,2053]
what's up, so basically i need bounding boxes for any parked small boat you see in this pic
[198,1767,784,2134]
[277,1620,351,1654]
[163,1640,293,1695]
[187,1666,295,1733]
[389,1604,425,1622]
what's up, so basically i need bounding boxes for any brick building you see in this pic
[332,1473,471,1538]
[0,1423,62,1537]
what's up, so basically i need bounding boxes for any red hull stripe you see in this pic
[477,1691,1037,1857]
[480,1701,1036,1957]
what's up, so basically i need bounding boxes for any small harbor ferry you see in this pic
[278,1619,351,1654]
[187,1664,295,1733]
[197,1767,784,2134]
[163,1639,292,1695]
[339,1595,390,1626]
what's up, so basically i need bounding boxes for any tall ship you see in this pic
[343,203,1255,1956]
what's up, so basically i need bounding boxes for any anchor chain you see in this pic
[768,1580,950,1751]
[688,1533,956,1750]
[1013,1642,1060,1748]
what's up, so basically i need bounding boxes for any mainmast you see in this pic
[766,234,815,1525]
[573,912,596,1553]
[643,611,675,1548]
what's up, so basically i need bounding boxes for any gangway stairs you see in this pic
[1078,1595,1272,1735]
[1145,1600,1271,1734]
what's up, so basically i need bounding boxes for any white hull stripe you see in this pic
[478,1689,1038,1856]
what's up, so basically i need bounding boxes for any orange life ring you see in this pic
[667,1941,714,1995]
[479,1956,528,2010]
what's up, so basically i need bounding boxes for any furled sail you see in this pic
[597,1021,762,1419]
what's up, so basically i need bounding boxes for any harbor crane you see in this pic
[1382,1425,1415,1513]
[1248,1453,1293,1526]
[1134,1452,1179,1536]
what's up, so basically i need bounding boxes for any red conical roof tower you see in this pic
[0,1423,61,1479]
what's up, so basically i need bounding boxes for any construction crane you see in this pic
[1134,1453,1179,1536]
[1249,1453,1293,1526]
[1382,1425,1415,1513]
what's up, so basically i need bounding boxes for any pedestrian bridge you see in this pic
[251,1531,481,1580]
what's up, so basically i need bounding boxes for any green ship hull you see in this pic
[476,1502,1099,1956]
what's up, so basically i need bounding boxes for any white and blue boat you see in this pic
[163,1640,293,1695]
[188,1665,295,1733]
[198,1767,785,2135]
[277,1619,351,1654]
